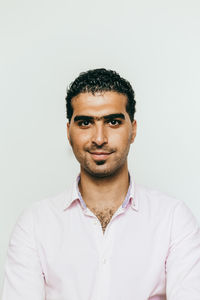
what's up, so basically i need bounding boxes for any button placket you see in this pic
[91,215,116,300]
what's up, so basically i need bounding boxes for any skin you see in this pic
[67,91,137,233]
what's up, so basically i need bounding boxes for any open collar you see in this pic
[62,173,138,212]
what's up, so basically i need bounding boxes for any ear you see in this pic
[67,122,71,146]
[130,120,137,143]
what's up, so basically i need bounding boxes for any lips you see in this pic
[89,151,112,160]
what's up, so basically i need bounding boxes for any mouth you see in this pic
[89,151,113,161]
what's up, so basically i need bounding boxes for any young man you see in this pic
[2,69,200,300]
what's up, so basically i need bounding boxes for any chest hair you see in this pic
[90,207,118,233]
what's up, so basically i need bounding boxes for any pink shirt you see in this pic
[2,175,200,300]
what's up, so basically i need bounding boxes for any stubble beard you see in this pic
[81,148,130,179]
[70,134,132,179]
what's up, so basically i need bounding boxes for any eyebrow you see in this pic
[73,113,125,122]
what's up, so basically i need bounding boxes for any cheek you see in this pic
[109,129,131,146]
[70,130,90,149]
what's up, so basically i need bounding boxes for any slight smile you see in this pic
[89,152,113,160]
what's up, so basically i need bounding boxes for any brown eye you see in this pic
[109,120,121,126]
[78,120,91,127]
[82,120,90,126]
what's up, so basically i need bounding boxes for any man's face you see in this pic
[67,91,137,178]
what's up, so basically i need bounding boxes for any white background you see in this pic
[0,0,200,290]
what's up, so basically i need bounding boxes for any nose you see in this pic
[92,123,108,146]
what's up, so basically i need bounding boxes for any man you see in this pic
[1,68,200,300]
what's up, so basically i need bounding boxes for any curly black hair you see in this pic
[65,68,136,122]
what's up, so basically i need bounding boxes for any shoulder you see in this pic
[15,187,73,228]
[134,183,180,209]
[133,183,199,234]
[133,183,196,221]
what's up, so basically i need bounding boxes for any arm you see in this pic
[1,207,45,300]
[166,201,200,299]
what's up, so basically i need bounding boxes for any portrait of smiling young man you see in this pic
[1,68,200,300]
[67,91,136,230]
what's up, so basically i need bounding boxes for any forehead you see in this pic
[71,91,128,117]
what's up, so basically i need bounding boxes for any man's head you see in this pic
[65,68,136,123]
[66,68,137,178]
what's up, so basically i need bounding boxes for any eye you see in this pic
[108,119,121,126]
[78,120,91,127]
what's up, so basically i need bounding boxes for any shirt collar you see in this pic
[63,173,138,211]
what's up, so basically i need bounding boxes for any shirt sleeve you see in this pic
[1,206,45,300]
[166,200,200,300]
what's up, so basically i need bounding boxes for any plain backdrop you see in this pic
[0,0,200,290]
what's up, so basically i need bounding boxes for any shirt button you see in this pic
[102,258,107,264]
[93,220,98,225]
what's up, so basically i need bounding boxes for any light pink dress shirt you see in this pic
[1,175,200,300]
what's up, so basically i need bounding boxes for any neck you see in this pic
[79,163,130,209]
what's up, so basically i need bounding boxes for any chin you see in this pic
[84,164,121,178]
